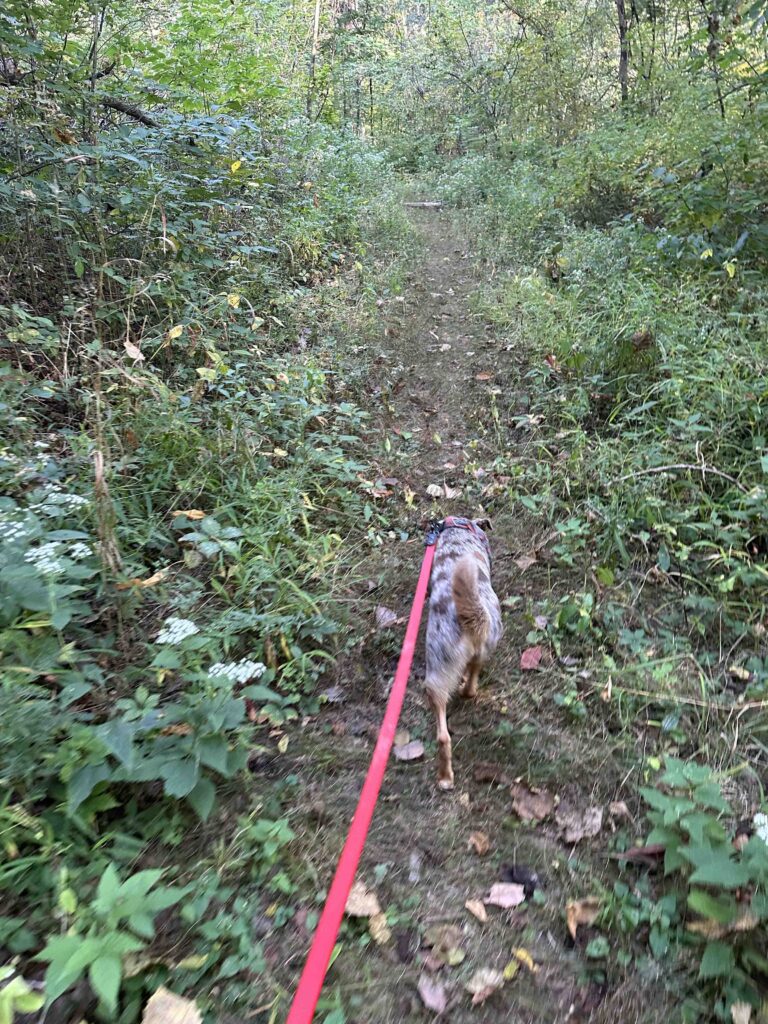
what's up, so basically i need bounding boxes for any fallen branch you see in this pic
[614,463,747,493]
[403,201,443,208]
[102,96,159,128]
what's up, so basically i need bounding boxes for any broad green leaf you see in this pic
[698,940,735,978]
[187,777,216,820]
[687,889,738,923]
[88,955,121,1014]
[681,845,751,889]
[161,758,200,798]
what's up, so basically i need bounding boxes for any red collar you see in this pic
[440,516,490,551]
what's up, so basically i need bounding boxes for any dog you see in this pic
[424,517,503,790]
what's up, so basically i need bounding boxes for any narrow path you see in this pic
[271,210,637,1024]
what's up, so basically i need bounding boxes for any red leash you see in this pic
[285,532,438,1024]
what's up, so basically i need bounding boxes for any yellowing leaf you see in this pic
[700,248,713,260]
[171,509,206,520]
[230,160,242,173]
[502,959,519,981]
[227,293,241,308]
[566,896,601,939]
[510,947,538,973]
[465,898,488,923]
[141,987,202,1024]
[468,831,491,856]
[345,880,381,918]
[272,448,288,458]
[115,568,169,591]
[724,260,737,278]
[369,912,391,944]
[465,967,504,1005]
[277,735,289,754]
[168,324,184,340]
[250,317,265,330]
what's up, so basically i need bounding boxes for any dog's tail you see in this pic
[452,556,489,644]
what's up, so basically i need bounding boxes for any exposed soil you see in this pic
[259,209,670,1024]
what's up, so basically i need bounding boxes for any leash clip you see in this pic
[424,518,444,547]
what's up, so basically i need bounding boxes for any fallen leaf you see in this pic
[167,324,184,340]
[556,804,603,844]
[125,339,145,362]
[277,735,289,754]
[444,484,462,499]
[394,740,425,762]
[729,664,751,682]
[465,899,488,923]
[115,568,169,590]
[520,646,543,671]
[468,831,491,856]
[227,293,240,308]
[687,909,758,940]
[408,850,423,884]
[345,880,381,918]
[465,967,504,1005]
[142,987,201,1024]
[533,615,549,630]
[369,912,392,945]
[510,782,554,822]
[230,159,242,173]
[608,800,632,821]
[731,1001,752,1024]
[566,897,601,940]
[439,343,451,352]
[375,605,399,629]
[417,973,447,1015]
[423,923,463,965]
[171,509,206,520]
[426,483,443,498]
[510,947,539,973]
[475,372,493,381]
[321,685,345,704]
[394,728,410,746]
[485,882,526,909]
[611,843,665,865]
[514,553,537,572]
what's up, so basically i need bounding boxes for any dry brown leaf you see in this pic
[566,897,602,940]
[426,483,443,498]
[375,605,399,629]
[465,967,504,1005]
[369,911,392,945]
[394,728,410,747]
[142,987,201,1024]
[468,831,491,856]
[115,568,169,591]
[171,509,206,520]
[513,553,537,572]
[423,923,463,961]
[608,800,632,822]
[465,899,488,923]
[687,909,758,940]
[417,973,447,1015]
[125,339,145,362]
[443,484,462,499]
[510,782,554,822]
[485,882,526,909]
[345,880,381,918]
[556,803,603,844]
[520,646,543,671]
[475,372,493,381]
[393,740,425,762]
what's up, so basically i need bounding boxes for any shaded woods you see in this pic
[2,1,768,1022]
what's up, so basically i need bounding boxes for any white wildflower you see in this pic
[2,521,29,543]
[68,542,92,560]
[24,541,64,575]
[209,659,266,683]
[754,812,768,845]
[155,617,200,645]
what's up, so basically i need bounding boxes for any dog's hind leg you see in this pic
[425,685,454,790]
[459,657,482,699]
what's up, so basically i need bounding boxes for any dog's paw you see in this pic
[437,777,455,791]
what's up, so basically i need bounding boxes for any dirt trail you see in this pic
[269,210,641,1024]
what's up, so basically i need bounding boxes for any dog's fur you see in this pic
[424,519,502,789]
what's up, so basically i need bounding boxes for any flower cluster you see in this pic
[155,617,200,645]
[68,542,92,560]
[209,658,266,683]
[24,542,64,576]
[3,520,30,543]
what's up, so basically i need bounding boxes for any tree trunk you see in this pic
[307,0,322,118]
[616,0,629,104]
